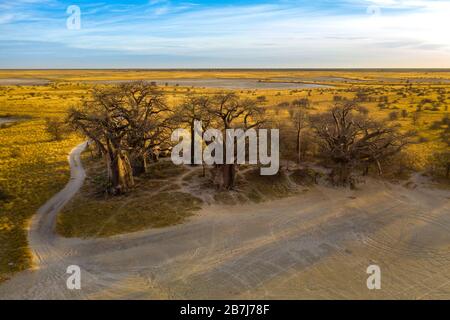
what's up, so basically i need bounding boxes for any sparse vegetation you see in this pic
[45,117,67,141]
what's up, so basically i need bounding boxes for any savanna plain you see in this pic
[0,69,449,299]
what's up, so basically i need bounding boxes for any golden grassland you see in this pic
[0,83,85,281]
[0,70,449,282]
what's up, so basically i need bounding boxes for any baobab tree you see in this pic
[311,102,410,187]
[117,81,172,175]
[173,95,213,165]
[206,93,266,189]
[68,81,170,194]
[68,95,134,195]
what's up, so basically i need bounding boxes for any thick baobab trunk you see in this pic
[330,162,352,186]
[109,151,134,194]
[363,165,369,176]
[202,163,207,177]
[219,129,237,190]
[222,164,236,190]
[340,165,350,186]
[339,163,351,186]
[130,153,148,176]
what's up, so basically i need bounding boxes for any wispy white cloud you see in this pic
[0,0,449,67]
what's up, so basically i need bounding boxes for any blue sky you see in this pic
[0,0,449,68]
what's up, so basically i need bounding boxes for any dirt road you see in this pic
[0,144,449,299]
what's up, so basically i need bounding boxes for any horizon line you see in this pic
[2,68,450,71]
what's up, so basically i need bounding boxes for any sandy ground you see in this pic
[0,118,19,125]
[0,78,50,86]
[0,143,449,299]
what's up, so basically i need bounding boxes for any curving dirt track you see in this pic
[0,143,449,299]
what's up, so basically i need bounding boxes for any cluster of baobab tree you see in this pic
[281,98,412,187]
[68,81,411,194]
[68,81,265,194]
[173,92,266,189]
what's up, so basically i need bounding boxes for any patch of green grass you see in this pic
[57,191,202,238]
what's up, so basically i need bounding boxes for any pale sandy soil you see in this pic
[0,117,19,125]
[0,144,449,299]
[0,78,50,86]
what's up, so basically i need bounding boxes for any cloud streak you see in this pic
[0,0,449,67]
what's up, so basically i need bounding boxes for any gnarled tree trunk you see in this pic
[330,162,351,187]
[222,164,236,190]
[130,152,148,176]
[107,151,134,195]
